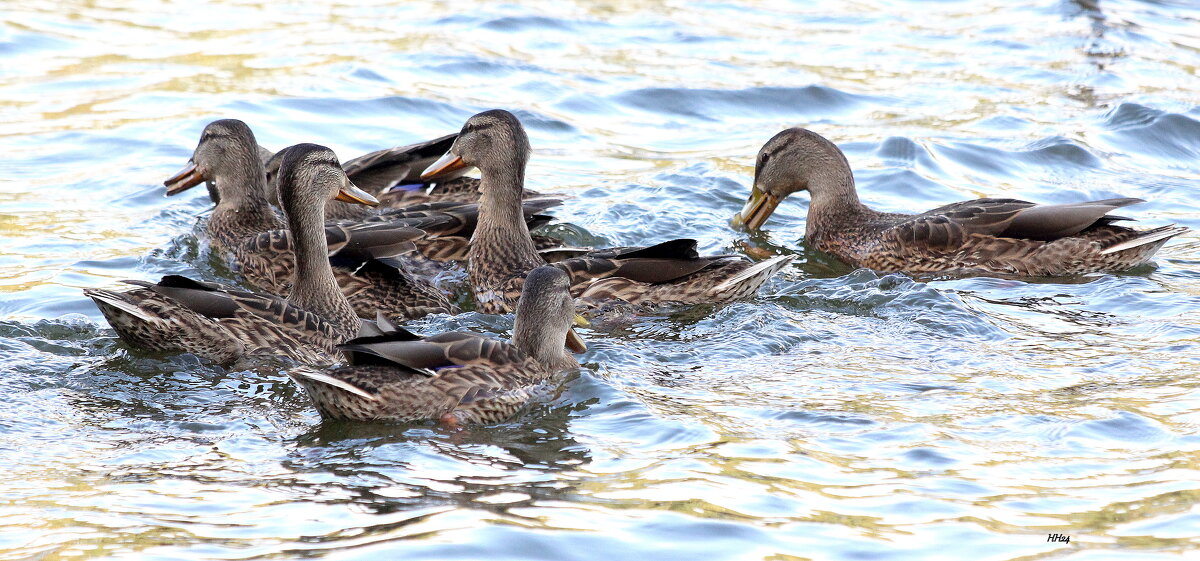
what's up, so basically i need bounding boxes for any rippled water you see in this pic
[3,1,1200,559]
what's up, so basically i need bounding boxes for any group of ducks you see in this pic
[86,109,1188,426]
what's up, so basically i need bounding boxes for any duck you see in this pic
[288,265,587,424]
[420,109,795,314]
[261,132,547,222]
[164,119,455,319]
[86,144,376,365]
[731,128,1189,276]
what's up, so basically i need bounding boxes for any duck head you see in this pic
[164,119,263,199]
[732,127,854,231]
[421,109,530,190]
[513,266,588,366]
[273,143,379,212]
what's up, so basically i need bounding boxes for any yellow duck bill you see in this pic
[731,186,781,231]
[566,314,590,353]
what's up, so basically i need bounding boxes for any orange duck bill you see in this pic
[420,151,470,181]
[335,180,380,206]
[163,160,205,196]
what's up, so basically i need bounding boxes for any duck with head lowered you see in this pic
[732,128,1188,276]
[87,144,377,366]
[420,109,795,315]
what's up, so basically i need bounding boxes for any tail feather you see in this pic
[288,368,379,401]
[84,288,156,322]
[1100,225,1189,255]
[713,255,796,293]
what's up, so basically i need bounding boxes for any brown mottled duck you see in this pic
[419,109,795,314]
[85,144,375,366]
[164,119,455,319]
[288,265,587,424]
[731,128,1188,276]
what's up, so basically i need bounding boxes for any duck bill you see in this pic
[420,151,469,181]
[565,327,587,353]
[163,160,205,196]
[731,186,781,231]
[335,180,380,206]
[565,314,589,353]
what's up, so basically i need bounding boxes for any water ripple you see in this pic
[2,0,1200,559]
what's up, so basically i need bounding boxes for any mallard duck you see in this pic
[419,109,795,314]
[288,266,587,424]
[164,119,455,319]
[262,133,547,222]
[86,144,376,365]
[731,128,1189,276]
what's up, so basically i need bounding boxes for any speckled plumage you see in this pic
[166,119,455,320]
[87,276,346,365]
[87,145,372,365]
[733,128,1189,276]
[361,198,566,263]
[422,109,795,314]
[289,266,583,424]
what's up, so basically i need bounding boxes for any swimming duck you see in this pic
[86,144,375,365]
[164,119,455,319]
[731,128,1189,276]
[421,109,795,314]
[288,265,587,424]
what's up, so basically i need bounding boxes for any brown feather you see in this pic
[744,127,1188,276]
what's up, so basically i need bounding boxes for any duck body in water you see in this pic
[86,144,373,366]
[732,128,1187,276]
[289,266,587,424]
[421,109,795,315]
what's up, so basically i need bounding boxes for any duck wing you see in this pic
[341,133,460,191]
[127,275,341,344]
[338,331,526,375]
[554,239,720,286]
[325,222,427,263]
[886,197,1144,247]
[1002,197,1143,240]
[369,198,563,237]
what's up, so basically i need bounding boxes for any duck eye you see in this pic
[760,153,770,165]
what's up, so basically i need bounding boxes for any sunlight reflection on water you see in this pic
[2,1,1200,559]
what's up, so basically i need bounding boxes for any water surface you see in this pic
[3,1,1200,559]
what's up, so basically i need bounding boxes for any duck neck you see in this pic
[805,171,869,249]
[512,317,576,372]
[286,187,354,336]
[209,155,283,247]
[472,165,543,274]
[513,322,561,366]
